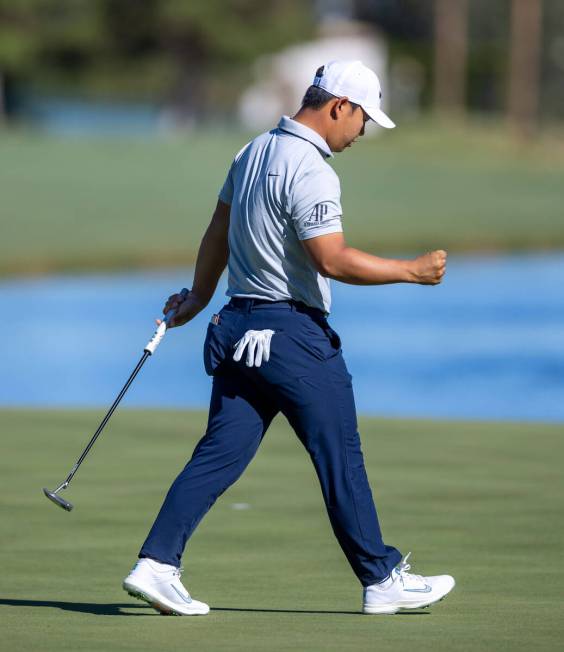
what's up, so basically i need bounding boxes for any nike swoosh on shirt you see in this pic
[267,173,280,177]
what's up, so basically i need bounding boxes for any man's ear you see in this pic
[329,97,349,120]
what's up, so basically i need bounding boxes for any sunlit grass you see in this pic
[1,120,563,277]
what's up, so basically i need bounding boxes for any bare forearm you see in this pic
[161,219,228,329]
[323,246,415,285]
[304,233,446,286]
[191,227,229,307]
[190,201,230,310]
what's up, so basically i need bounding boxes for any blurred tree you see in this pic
[465,0,509,115]
[2,0,562,127]
[0,0,116,124]
[433,0,468,116]
[0,0,315,122]
[508,0,543,137]
[0,0,106,120]
[154,0,315,121]
[353,0,434,109]
[354,0,431,41]
[542,0,564,122]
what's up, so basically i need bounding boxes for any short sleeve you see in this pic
[290,165,343,241]
[218,141,251,206]
[218,163,234,205]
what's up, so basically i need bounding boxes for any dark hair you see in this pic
[301,72,362,113]
[301,85,336,110]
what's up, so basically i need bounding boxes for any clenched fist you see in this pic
[411,250,447,285]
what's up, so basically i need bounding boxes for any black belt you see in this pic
[228,297,328,318]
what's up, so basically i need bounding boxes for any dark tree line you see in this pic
[0,0,314,121]
[355,0,564,134]
[1,0,563,132]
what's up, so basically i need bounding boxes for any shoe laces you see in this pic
[171,566,192,600]
[395,552,425,587]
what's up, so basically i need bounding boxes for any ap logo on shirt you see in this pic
[304,203,329,226]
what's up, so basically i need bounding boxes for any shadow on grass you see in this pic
[213,606,429,616]
[0,598,154,616]
[1,599,430,617]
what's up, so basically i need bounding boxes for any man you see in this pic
[123,60,454,616]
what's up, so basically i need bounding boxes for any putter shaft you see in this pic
[43,288,189,511]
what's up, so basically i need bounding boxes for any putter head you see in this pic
[43,487,74,512]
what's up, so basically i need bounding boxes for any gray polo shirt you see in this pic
[218,116,343,313]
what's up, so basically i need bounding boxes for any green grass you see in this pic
[1,409,562,651]
[1,121,564,276]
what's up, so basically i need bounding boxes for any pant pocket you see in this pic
[203,323,227,376]
[324,325,341,350]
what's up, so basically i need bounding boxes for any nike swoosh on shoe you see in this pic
[171,585,193,603]
[404,585,432,593]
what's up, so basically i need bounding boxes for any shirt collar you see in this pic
[277,116,333,158]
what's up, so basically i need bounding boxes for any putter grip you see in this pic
[144,287,190,354]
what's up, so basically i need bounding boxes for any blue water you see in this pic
[1,254,563,421]
[22,97,161,137]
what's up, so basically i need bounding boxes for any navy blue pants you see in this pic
[139,298,401,586]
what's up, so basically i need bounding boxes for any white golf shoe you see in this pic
[363,553,455,615]
[123,558,210,615]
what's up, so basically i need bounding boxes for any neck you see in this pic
[292,108,329,143]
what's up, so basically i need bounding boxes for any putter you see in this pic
[43,287,189,512]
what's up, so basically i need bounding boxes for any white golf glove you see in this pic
[233,329,275,367]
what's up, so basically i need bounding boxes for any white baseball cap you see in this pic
[312,60,395,129]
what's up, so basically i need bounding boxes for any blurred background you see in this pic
[1,0,563,421]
